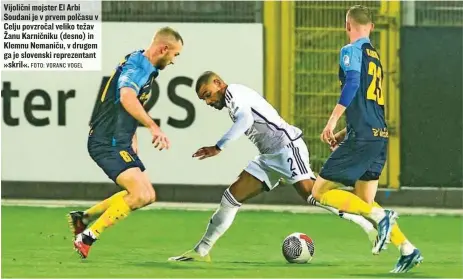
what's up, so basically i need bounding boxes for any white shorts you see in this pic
[244,138,316,190]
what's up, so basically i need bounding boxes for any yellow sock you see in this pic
[320,189,373,216]
[84,190,128,220]
[373,202,407,247]
[88,195,131,239]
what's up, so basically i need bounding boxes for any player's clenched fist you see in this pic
[192,146,221,160]
[150,126,171,151]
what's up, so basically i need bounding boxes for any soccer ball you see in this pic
[282,232,315,263]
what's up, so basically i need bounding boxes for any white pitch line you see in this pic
[2,199,463,216]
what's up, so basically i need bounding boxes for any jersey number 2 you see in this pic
[367,62,384,105]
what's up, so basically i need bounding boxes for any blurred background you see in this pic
[2,0,462,209]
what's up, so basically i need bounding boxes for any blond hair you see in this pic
[347,5,373,25]
[153,26,184,45]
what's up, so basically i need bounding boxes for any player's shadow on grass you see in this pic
[129,260,341,271]
[225,261,341,268]
[351,272,433,278]
[129,261,208,270]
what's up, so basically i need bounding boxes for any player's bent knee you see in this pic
[124,194,143,209]
[116,168,156,208]
[148,187,156,204]
[139,187,154,207]
[141,172,156,204]
[149,192,156,204]
[136,192,152,208]
[123,191,148,209]
[123,182,152,209]
[141,193,153,207]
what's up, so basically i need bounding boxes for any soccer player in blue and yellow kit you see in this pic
[310,5,423,273]
[67,27,183,259]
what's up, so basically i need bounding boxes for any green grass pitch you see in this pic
[2,206,462,278]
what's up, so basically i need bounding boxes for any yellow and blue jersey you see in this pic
[319,37,388,186]
[89,50,159,147]
[338,37,388,141]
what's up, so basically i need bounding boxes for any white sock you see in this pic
[194,189,241,257]
[307,195,375,235]
[339,211,376,235]
[369,207,386,223]
[399,240,416,256]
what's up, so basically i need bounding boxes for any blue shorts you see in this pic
[319,139,387,186]
[87,137,145,183]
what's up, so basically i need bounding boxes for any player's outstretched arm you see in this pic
[193,105,253,160]
[216,108,254,150]
[120,88,170,150]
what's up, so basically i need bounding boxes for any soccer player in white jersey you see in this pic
[168,71,378,262]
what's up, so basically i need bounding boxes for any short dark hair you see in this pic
[347,5,373,25]
[156,26,184,45]
[195,71,215,93]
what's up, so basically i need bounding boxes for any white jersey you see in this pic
[216,84,303,154]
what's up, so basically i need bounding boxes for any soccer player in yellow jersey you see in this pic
[67,27,183,259]
[310,5,423,273]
